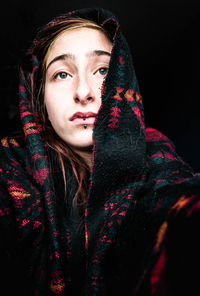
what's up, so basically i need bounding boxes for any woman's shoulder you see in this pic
[145,127,193,170]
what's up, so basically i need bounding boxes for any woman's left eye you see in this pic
[97,67,108,76]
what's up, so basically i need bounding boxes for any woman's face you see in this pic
[44,27,112,153]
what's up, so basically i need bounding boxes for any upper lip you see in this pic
[70,112,97,121]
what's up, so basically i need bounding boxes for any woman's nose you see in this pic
[74,75,95,104]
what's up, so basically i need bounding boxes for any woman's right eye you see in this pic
[54,72,69,80]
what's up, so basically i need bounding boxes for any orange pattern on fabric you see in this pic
[23,122,39,135]
[50,280,65,293]
[154,221,168,252]
[112,87,124,101]
[1,138,9,147]
[9,138,20,147]
[170,195,190,213]
[9,190,31,199]
[1,138,20,147]
[136,92,142,102]
[124,89,135,101]
[8,185,31,199]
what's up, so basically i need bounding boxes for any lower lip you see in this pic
[71,117,96,125]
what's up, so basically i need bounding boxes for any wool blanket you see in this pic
[0,7,200,296]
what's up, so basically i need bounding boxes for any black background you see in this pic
[0,0,199,171]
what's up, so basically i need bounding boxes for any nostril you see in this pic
[74,96,93,103]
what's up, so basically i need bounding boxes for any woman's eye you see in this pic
[97,67,108,76]
[54,72,69,80]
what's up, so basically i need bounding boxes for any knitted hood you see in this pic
[1,7,199,296]
[20,7,145,190]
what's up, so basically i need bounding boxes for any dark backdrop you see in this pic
[0,0,199,171]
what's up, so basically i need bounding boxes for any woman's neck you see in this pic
[73,148,93,169]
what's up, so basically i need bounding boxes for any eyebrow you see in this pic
[46,50,111,71]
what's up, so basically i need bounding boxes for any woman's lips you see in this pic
[70,112,97,125]
[71,117,96,125]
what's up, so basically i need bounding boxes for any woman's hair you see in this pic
[28,17,112,207]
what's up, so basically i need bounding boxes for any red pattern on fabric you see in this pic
[146,127,169,142]
[150,153,177,161]
[108,106,121,130]
[19,85,25,92]
[151,249,168,296]
[132,107,145,129]
[33,168,49,185]
[119,56,125,65]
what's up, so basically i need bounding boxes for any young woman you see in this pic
[0,7,200,296]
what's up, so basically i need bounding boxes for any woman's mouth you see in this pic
[70,112,97,125]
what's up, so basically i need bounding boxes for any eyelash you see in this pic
[96,67,108,76]
[54,72,69,80]
[53,67,109,80]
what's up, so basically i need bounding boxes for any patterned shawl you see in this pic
[0,7,200,296]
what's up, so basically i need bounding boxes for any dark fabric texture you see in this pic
[0,7,200,296]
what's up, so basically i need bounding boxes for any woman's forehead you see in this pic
[45,27,112,66]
